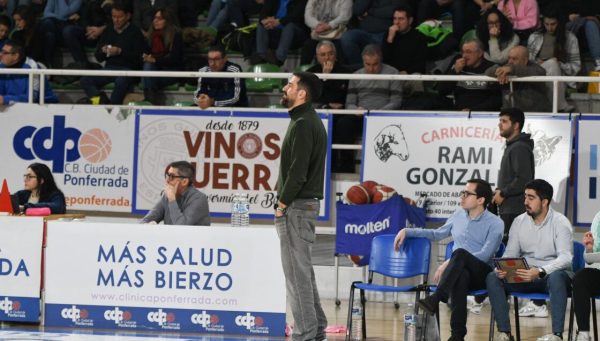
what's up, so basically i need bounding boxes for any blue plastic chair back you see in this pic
[573,241,585,272]
[369,235,430,279]
[445,240,505,260]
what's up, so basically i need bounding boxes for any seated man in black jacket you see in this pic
[194,45,248,109]
[438,38,502,111]
[80,1,145,105]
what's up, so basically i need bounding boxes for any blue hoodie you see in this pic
[0,58,59,104]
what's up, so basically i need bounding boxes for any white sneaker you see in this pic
[493,332,514,341]
[518,301,549,317]
[468,297,488,314]
[575,332,591,341]
[536,334,562,341]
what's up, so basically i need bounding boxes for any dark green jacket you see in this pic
[277,102,327,205]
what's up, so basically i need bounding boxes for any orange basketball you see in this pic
[79,128,112,163]
[345,185,370,205]
[348,255,364,266]
[361,180,379,199]
[372,185,397,203]
[403,196,416,206]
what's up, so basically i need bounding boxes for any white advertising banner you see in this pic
[574,116,600,225]
[0,216,44,322]
[44,221,286,335]
[134,109,331,218]
[362,113,571,219]
[0,104,135,212]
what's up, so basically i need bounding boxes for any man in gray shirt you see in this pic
[486,179,573,341]
[142,161,210,226]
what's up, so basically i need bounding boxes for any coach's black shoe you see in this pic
[417,295,438,315]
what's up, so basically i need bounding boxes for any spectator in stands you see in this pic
[36,0,82,68]
[438,38,502,111]
[528,12,580,112]
[10,5,42,61]
[79,1,145,105]
[206,0,228,32]
[177,0,206,28]
[142,161,210,226]
[571,210,600,341]
[565,0,600,71]
[346,44,402,110]
[1,0,44,18]
[62,0,112,70]
[487,179,573,341]
[0,40,58,104]
[307,40,351,173]
[340,0,403,67]
[382,5,427,74]
[477,7,520,64]
[0,15,10,49]
[300,0,351,65]
[142,8,183,105]
[227,0,264,28]
[133,0,176,33]
[194,45,248,109]
[417,0,494,47]
[498,0,539,44]
[16,162,66,214]
[342,44,401,172]
[307,40,349,109]
[250,0,309,66]
[485,46,551,112]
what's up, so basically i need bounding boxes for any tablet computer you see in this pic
[493,257,530,283]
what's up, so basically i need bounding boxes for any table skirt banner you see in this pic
[0,216,44,322]
[574,116,600,225]
[0,104,135,212]
[133,109,332,219]
[362,112,572,220]
[44,221,286,336]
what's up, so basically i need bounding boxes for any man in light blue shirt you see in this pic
[486,179,573,341]
[394,178,504,341]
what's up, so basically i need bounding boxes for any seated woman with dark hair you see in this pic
[142,8,183,105]
[477,7,520,64]
[16,162,66,214]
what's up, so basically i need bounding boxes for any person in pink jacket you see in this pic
[497,0,539,44]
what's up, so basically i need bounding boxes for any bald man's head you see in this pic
[507,46,529,66]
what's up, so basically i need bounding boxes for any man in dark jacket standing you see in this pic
[493,107,535,243]
[275,72,327,341]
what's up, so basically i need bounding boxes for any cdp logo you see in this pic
[0,297,15,314]
[147,309,175,326]
[235,313,260,330]
[61,305,88,322]
[104,307,131,324]
[13,115,112,173]
[190,311,212,328]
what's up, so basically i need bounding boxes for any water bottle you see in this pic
[231,193,241,227]
[403,303,417,341]
[351,304,363,340]
[238,193,250,227]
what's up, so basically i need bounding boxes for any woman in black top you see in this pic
[16,162,66,214]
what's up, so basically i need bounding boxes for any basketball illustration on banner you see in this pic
[78,128,112,163]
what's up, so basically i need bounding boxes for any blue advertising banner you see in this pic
[45,304,285,336]
[0,296,40,323]
[335,195,425,257]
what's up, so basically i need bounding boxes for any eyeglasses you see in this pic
[487,20,500,27]
[1,50,16,55]
[23,174,37,180]
[208,57,223,63]
[165,173,186,181]
[459,190,477,198]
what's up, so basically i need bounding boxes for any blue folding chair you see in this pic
[345,235,431,340]
[506,241,585,341]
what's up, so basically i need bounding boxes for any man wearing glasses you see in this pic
[0,40,58,105]
[142,161,210,226]
[194,45,248,110]
[394,179,504,341]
